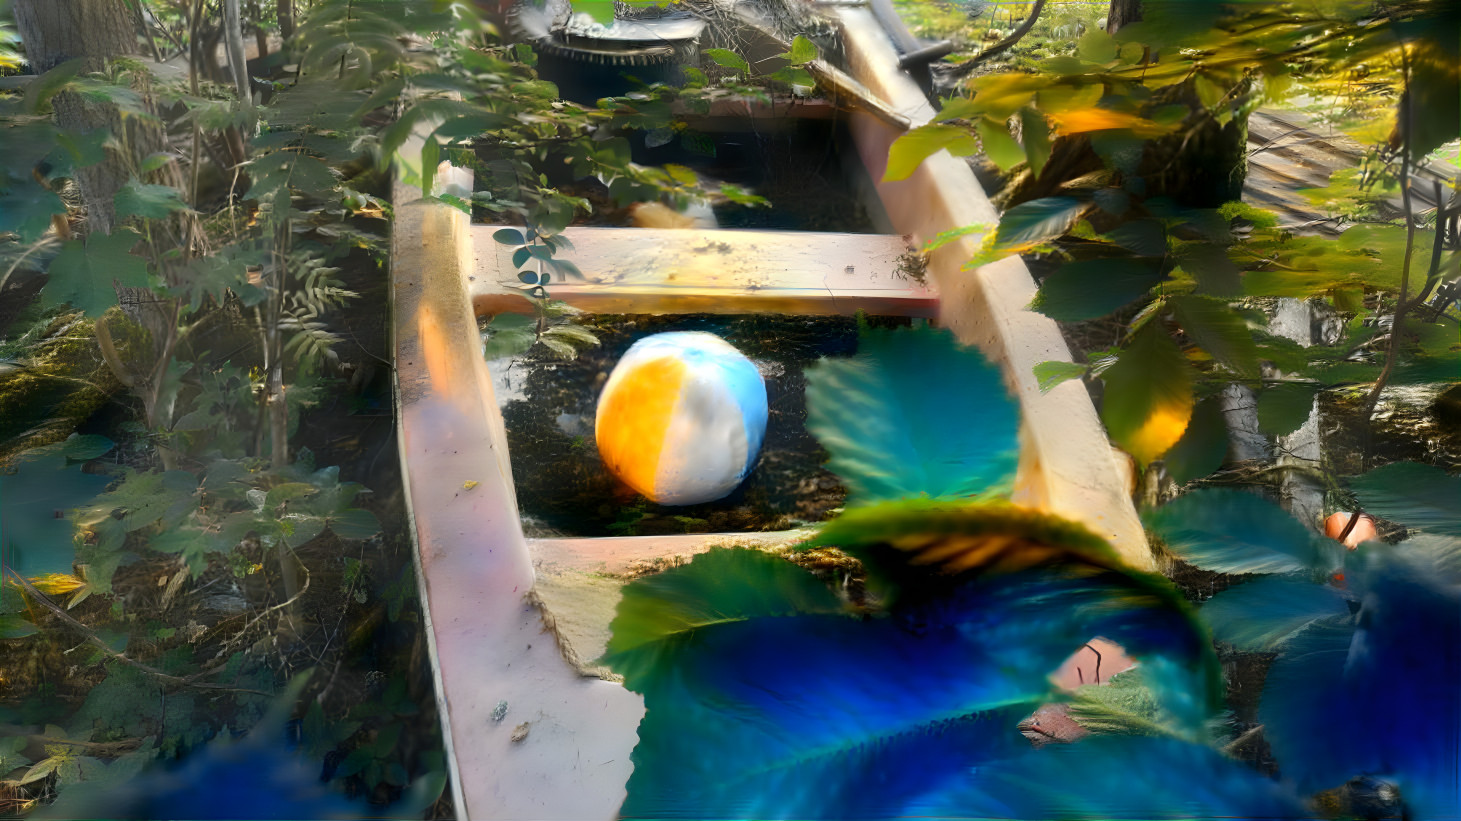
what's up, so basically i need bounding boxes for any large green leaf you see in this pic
[1256,383,1318,436]
[114,178,188,221]
[1018,107,1051,177]
[884,124,980,182]
[1201,575,1350,651]
[41,230,152,317]
[1350,462,1461,536]
[609,521,1221,818]
[1146,488,1337,575]
[992,197,1088,253]
[1100,323,1194,465]
[0,448,112,589]
[601,548,846,688]
[1170,295,1259,377]
[0,183,66,242]
[1162,396,1227,485]
[172,243,267,311]
[804,325,1019,505]
[975,116,1025,172]
[1103,219,1167,257]
[1031,258,1161,321]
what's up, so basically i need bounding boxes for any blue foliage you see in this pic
[39,678,440,821]
[1146,488,1341,576]
[804,324,1019,506]
[610,527,1225,819]
[1261,545,1461,820]
[1200,575,1351,651]
[928,735,1310,820]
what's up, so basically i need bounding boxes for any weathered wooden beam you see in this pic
[392,150,642,821]
[471,226,937,318]
[834,6,1152,569]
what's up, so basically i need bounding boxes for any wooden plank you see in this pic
[392,153,642,821]
[834,6,1153,570]
[471,225,938,317]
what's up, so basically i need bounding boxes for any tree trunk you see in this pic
[278,0,295,40]
[13,0,203,445]
[1106,0,1142,34]
[12,0,141,236]
[249,1,269,61]
[222,0,251,104]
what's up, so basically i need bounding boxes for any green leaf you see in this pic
[329,508,382,540]
[925,223,990,253]
[704,49,750,74]
[492,228,524,245]
[1018,108,1051,178]
[23,58,84,114]
[1170,295,1260,377]
[1067,668,1181,738]
[1201,576,1349,651]
[781,35,818,66]
[482,313,537,360]
[1256,383,1317,436]
[42,230,152,317]
[1162,397,1226,485]
[0,450,111,583]
[1350,462,1461,536]
[601,548,845,686]
[1076,28,1118,63]
[805,325,1020,505]
[884,124,980,182]
[139,152,174,174]
[976,117,1025,172]
[0,614,38,639]
[1100,323,1193,465]
[991,197,1087,253]
[172,243,266,311]
[1032,360,1088,393]
[114,178,188,220]
[0,184,67,242]
[60,434,115,462]
[1145,488,1336,575]
[1103,220,1166,257]
[1031,258,1161,321]
[265,482,318,509]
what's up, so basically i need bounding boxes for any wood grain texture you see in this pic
[472,225,938,317]
[393,153,642,821]
[835,6,1152,570]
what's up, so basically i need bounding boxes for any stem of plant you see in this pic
[1358,45,1417,429]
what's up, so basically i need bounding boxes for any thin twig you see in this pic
[1359,45,1417,424]
[947,0,1049,78]
[1223,723,1265,754]
[9,571,272,697]
[215,560,312,656]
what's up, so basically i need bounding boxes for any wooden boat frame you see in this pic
[390,9,1148,817]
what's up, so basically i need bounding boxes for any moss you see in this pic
[0,312,123,464]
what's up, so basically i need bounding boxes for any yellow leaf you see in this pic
[1047,108,1179,138]
[29,573,86,596]
[463,480,479,490]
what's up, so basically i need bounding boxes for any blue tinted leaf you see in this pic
[1350,461,1461,536]
[805,326,1019,505]
[1201,575,1349,651]
[0,449,110,586]
[1146,488,1337,575]
[932,735,1308,819]
[1262,547,1460,818]
[492,227,524,245]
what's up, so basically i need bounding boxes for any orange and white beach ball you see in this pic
[595,332,768,505]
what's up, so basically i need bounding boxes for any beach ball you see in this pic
[596,331,768,505]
